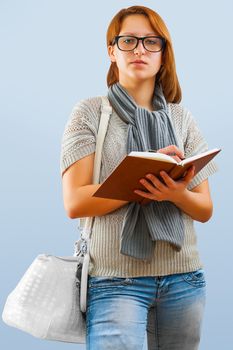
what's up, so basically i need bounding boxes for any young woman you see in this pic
[60,5,218,350]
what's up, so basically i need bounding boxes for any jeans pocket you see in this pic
[88,276,133,289]
[181,268,206,288]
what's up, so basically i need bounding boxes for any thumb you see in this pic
[183,165,195,183]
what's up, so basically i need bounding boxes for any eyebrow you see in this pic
[120,32,158,36]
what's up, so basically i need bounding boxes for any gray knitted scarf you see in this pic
[107,82,185,261]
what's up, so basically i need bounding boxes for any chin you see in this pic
[130,73,155,82]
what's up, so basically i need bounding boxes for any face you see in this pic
[108,14,163,84]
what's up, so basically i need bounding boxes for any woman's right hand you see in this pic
[156,145,185,163]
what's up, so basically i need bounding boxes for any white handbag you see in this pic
[2,96,112,343]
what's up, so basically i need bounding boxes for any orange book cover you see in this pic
[93,148,221,203]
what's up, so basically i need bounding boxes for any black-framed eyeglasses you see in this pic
[112,35,166,53]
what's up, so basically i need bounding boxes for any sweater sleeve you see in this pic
[182,108,219,190]
[60,96,101,177]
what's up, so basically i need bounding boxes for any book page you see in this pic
[128,151,177,164]
[180,148,221,165]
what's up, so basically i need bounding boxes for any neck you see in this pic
[118,78,156,111]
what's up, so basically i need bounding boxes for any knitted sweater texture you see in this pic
[60,96,218,277]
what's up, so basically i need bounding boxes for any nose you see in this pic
[133,40,146,55]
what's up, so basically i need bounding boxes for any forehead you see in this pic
[119,14,158,36]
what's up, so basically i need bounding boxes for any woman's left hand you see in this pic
[134,165,195,203]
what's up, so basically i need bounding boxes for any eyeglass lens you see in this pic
[118,36,163,52]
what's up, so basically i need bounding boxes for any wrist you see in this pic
[172,188,190,206]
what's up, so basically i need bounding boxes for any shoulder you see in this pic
[168,102,190,120]
[70,95,103,117]
[66,95,104,132]
[168,102,196,129]
[168,102,202,149]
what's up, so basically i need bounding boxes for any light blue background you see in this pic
[0,1,232,349]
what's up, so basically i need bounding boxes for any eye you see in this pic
[145,38,158,45]
[124,38,136,44]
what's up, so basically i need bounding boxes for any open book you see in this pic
[93,148,221,203]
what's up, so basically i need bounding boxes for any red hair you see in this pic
[106,5,182,103]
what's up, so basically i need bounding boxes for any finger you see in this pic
[134,189,156,200]
[182,165,195,183]
[145,174,167,191]
[173,155,183,162]
[159,171,176,187]
[157,145,184,160]
[139,178,160,194]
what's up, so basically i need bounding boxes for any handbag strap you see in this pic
[93,96,112,184]
[80,96,112,242]
[78,96,112,313]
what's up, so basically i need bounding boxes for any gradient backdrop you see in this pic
[0,0,232,349]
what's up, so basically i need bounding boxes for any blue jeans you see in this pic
[86,269,206,350]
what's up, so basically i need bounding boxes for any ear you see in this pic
[108,45,116,63]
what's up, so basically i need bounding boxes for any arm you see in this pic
[172,179,213,223]
[134,166,213,223]
[133,142,215,222]
[133,143,213,222]
[62,153,129,219]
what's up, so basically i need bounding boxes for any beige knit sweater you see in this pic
[60,96,218,277]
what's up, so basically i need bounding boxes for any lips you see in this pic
[131,60,146,64]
